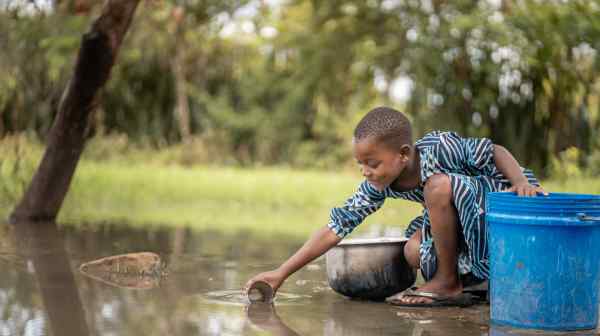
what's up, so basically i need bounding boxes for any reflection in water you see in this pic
[489,325,597,336]
[3,221,595,335]
[245,303,299,336]
[13,221,90,336]
[325,298,416,335]
[79,252,164,289]
[201,290,310,306]
[246,296,489,336]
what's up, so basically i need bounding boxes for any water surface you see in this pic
[0,221,596,336]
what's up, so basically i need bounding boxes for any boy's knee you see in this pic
[424,174,452,208]
[404,232,421,269]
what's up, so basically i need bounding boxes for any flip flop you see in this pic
[385,287,474,308]
[463,280,489,302]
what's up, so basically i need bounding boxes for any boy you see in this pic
[245,106,545,307]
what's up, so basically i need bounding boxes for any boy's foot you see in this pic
[386,287,474,307]
[386,278,463,306]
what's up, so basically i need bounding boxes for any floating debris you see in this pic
[79,252,165,289]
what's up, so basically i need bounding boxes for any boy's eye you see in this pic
[356,160,380,169]
[367,161,380,168]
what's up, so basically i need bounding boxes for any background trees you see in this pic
[2,0,599,174]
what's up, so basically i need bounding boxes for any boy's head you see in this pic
[352,107,413,190]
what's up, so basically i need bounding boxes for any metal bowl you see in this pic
[325,237,416,301]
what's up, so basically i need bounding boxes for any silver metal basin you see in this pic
[325,237,416,301]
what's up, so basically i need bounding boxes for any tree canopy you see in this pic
[1,0,599,174]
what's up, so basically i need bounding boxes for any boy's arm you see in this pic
[244,226,341,294]
[278,226,341,279]
[493,144,547,196]
[244,181,385,294]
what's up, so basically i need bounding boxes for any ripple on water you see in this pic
[201,290,311,306]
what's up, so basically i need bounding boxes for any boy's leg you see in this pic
[398,174,462,305]
[404,230,421,269]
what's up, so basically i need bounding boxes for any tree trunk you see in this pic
[0,104,4,136]
[172,47,192,143]
[10,0,140,223]
[171,8,192,143]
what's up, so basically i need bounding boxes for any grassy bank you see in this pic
[61,162,425,236]
[1,137,600,237]
[0,155,423,237]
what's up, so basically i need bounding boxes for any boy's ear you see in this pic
[399,144,411,158]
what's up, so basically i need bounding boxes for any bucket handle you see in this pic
[576,213,600,221]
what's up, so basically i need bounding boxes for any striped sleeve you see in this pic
[438,132,498,177]
[327,180,386,238]
[404,210,427,238]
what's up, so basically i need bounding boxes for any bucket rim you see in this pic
[488,192,600,200]
[337,237,408,246]
[486,192,600,220]
[486,212,600,226]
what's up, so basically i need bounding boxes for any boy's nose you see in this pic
[362,167,372,178]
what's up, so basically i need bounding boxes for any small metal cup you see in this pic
[247,280,274,303]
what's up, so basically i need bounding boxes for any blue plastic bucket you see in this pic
[487,192,600,331]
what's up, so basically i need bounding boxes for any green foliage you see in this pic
[1,1,600,173]
[548,147,584,180]
[0,142,423,236]
[588,151,600,177]
[549,146,600,179]
[0,135,40,205]
[1,139,599,235]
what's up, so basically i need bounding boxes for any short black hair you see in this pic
[353,106,412,150]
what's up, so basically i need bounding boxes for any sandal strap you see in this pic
[402,288,451,301]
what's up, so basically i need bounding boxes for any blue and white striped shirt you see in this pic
[328,131,500,238]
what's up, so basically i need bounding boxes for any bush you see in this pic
[586,151,600,177]
[0,135,40,204]
[548,147,583,180]
[548,147,600,180]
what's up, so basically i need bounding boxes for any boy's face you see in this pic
[353,136,409,191]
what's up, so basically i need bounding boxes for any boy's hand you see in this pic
[506,182,548,197]
[244,269,286,295]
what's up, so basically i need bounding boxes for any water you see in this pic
[0,221,597,336]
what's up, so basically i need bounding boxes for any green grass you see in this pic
[0,153,423,237]
[1,137,600,238]
[57,162,422,237]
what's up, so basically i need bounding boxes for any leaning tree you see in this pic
[10,0,140,222]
